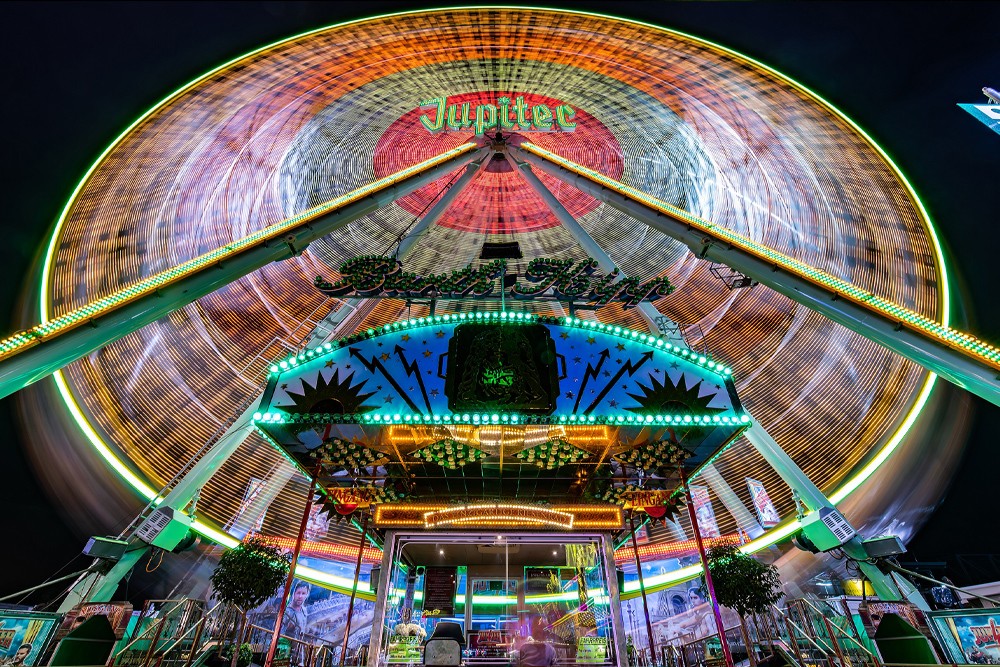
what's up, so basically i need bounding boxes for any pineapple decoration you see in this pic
[515,439,590,469]
[367,483,403,504]
[309,438,388,471]
[615,439,692,473]
[594,483,643,506]
[411,439,487,469]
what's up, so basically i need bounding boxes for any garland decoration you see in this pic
[308,438,388,471]
[515,438,590,469]
[411,439,487,469]
[614,440,692,472]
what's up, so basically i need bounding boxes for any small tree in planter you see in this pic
[704,543,783,655]
[210,537,291,667]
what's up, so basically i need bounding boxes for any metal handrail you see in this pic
[114,600,190,659]
[155,603,236,661]
[773,604,840,662]
[792,597,880,663]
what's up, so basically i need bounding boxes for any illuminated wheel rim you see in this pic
[34,7,948,593]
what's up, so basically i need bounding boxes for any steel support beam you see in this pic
[745,420,921,605]
[0,144,486,400]
[396,153,488,259]
[509,142,1000,407]
[302,151,487,350]
[504,150,685,345]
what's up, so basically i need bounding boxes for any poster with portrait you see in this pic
[689,485,720,538]
[0,611,61,667]
[928,609,1000,664]
[745,478,781,528]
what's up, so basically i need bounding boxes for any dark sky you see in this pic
[0,1,997,600]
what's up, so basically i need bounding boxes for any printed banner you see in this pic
[929,609,1000,664]
[689,485,721,538]
[0,611,61,667]
[746,478,781,528]
[958,103,1000,136]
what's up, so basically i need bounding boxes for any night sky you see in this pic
[0,1,997,600]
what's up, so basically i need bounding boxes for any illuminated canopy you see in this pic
[255,313,749,502]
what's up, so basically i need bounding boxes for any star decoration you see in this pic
[422,340,427,345]
[616,343,626,351]
[609,399,618,408]
[377,341,383,347]
[603,370,611,378]
[401,334,410,342]
[565,391,574,399]
[430,389,440,397]
[616,358,623,364]
[670,361,680,369]
[383,396,394,404]
[573,356,582,363]
[586,336,596,344]
[376,385,383,391]
[324,361,334,368]
[345,364,352,369]
[560,332,570,339]
[423,350,432,358]
[653,368,662,374]
[435,330,445,338]
[281,383,288,390]
[380,353,390,361]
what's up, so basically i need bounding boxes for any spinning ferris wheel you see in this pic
[5,8,995,609]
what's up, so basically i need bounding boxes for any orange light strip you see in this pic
[374,503,622,529]
[424,504,575,529]
[614,533,743,564]
[256,534,383,563]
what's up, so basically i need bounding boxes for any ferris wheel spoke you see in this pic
[0,143,488,400]
[510,141,1000,407]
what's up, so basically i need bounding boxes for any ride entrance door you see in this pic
[369,533,626,667]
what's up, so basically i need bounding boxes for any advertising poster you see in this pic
[577,636,609,663]
[0,611,61,667]
[422,567,457,617]
[55,602,134,641]
[689,485,721,538]
[929,610,1000,664]
[745,478,781,528]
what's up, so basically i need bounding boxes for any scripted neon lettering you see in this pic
[420,95,576,135]
[314,256,673,308]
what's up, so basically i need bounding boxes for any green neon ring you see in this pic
[37,6,950,599]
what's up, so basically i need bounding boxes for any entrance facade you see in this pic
[369,532,627,667]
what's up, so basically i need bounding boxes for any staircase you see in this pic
[113,600,238,667]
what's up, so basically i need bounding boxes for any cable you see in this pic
[145,548,165,573]
[14,552,87,606]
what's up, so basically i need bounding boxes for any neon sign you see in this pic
[419,95,577,135]
[313,256,674,308]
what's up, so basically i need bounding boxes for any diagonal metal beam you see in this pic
[302,152,488,350]
[0,143,487,400]
[510,141,1000,408]
[503,150,686,345]
[396,153,488,259]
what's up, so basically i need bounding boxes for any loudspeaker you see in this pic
[83,536,129,561]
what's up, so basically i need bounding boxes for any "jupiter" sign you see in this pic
[419,95,577,135]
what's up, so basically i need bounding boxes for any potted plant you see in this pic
[210,536,292,667]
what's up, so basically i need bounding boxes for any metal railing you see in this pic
[114,599,204,667]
